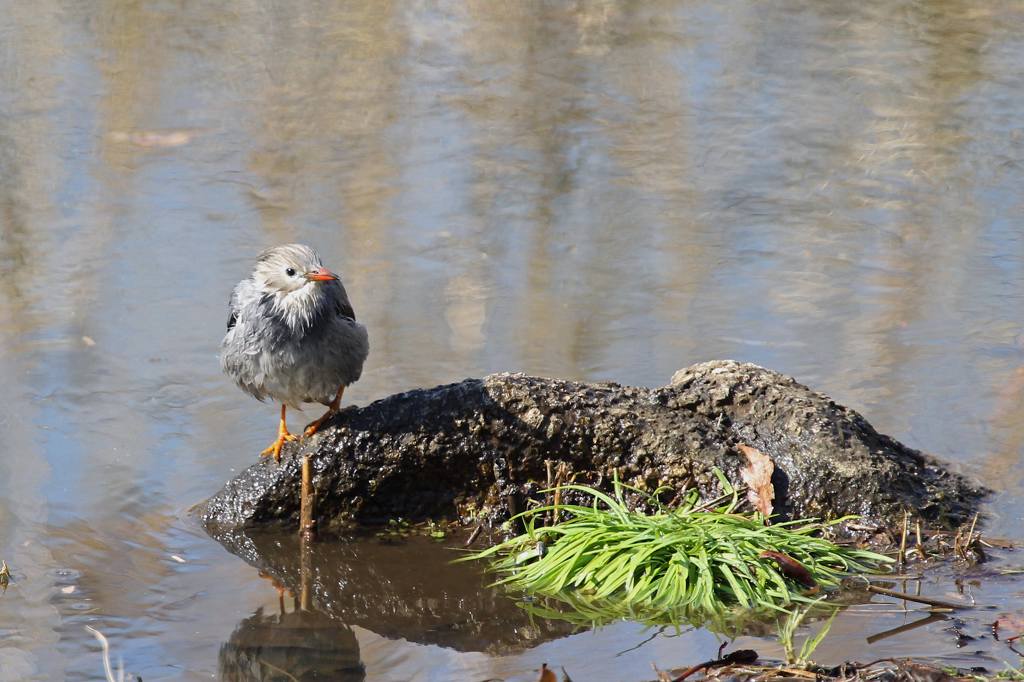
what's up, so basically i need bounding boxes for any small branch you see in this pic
[464,524,483,547]
[897,510,908,568]
[545,460,554,526]
[300,456,316,540]
[866,584,971,610]
[299,535,313,612]
[865,612,946,644]
[85,626,124,682]
[670,649,759,681]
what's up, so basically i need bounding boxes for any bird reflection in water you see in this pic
[219,585,366,682]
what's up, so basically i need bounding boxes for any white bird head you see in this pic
[251,243,344,330]
[253,243,339,294]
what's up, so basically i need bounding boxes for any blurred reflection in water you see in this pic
[221,608,364,682]
[0,0,1023,679]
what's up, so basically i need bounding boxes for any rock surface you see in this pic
[198,360,986,537]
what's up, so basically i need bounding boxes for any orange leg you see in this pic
[304,385,344,437]
[257,570,292,613]
[260,404,298,462]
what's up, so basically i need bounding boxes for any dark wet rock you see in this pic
[198,360,986,536]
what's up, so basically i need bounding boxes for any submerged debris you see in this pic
[647,657,1016,682]
[886,512,1005,570]
[652,645,759,681]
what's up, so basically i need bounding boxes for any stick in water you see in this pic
[300,455,316,539]
[867,584,971,610]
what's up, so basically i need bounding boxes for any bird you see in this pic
[220,244,369,462]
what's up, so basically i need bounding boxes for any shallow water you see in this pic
[1,0,1024,679]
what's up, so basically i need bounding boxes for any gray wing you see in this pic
[227,286,242,329]
[221,280,270,402]
[336,297,355,321]
[332,281,356,321]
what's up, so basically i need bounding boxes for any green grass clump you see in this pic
[462,477,891,620]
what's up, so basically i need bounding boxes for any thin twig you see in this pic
[614,626,666,657]
[960,512,982,561]
[967,511,979,539]
[85,626,124,682]
[915,519,927,561]
[552,462,569,525]
[545,460,554,526]
[866,584,971,610]
[299,534,313,612]
[865,611,946,643]
[897,510,909,568]
[552,482,563,522]
[465,524,483,547]
[300,456,316,539]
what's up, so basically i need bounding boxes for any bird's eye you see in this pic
[286,267,296,277]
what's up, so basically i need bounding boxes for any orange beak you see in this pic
[304,267,339,282]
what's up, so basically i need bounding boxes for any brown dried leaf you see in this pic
[538,663,558,682]
[738,444,774,518]
[760,550,817,588]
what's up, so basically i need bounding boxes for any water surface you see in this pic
[2,1,1024,679]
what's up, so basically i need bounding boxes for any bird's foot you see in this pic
[303,410,336,438]
[260,431,299,462]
